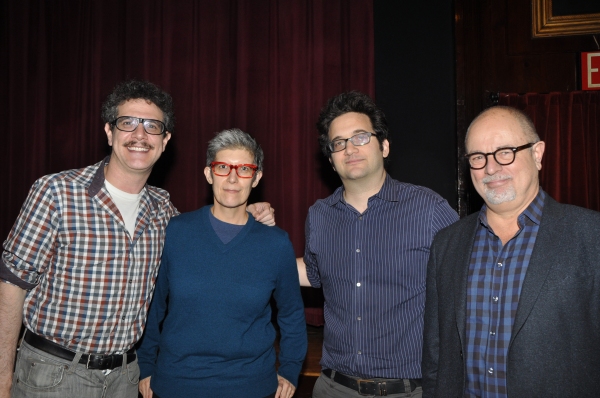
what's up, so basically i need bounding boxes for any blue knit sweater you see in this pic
[137,206,307,398]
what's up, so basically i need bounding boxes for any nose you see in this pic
[484,154,502,175]
[344,140,358,155]
[227,168,239,183]
[131,122,147,139]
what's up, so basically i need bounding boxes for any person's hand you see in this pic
[274,374,296,398]
[247,202,276,226]
[139,376,153,398]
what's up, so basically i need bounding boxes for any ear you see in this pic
[105,123,113,146]
[532,141,545,170]
[329,157,336,171]
[382,139,390,158]
[161,132,172,151]
[204,167,213,184]
[251,171,263,188]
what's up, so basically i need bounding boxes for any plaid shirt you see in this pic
[464,190,545,397]
[1,158,178,354]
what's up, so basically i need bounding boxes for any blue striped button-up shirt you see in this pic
[304,174,458,378]
[465,190,545,397]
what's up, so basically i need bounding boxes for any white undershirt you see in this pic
[104,180,143,237]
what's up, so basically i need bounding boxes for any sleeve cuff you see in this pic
[0,259,36,290]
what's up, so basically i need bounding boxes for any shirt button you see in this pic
[128,279,133,284]
[357,316,362,321]
[358,216,363,220]
[488,367,494,375]
[356,249,360,253]
[357,351,362,355]
[121,316,126,320]
[492,296,499,303]
[497,262,503,268]
[356,282,361,287]
[490,330,496,336]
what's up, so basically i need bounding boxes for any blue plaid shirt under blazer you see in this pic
[422,190,600,398]
[464,191,543,397]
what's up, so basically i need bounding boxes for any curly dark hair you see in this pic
[316,91,389,157]
[101,80,175,133]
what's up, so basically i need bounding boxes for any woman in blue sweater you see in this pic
[137,129,307,398]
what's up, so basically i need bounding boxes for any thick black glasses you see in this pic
[327,132,377,153]
[210,162,258,178]
[111,116,166,135]
[466,143,536,170]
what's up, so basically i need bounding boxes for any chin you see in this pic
[485,190,517,205]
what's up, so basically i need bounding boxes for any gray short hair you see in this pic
[206,128,264,172]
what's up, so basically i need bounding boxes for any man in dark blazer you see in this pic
[422,106,600,398]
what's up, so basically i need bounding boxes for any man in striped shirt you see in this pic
[0,80,274,398]
[297,91,458,398]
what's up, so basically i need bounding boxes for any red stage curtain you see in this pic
[498,92,600,211]
[0,0,375,254]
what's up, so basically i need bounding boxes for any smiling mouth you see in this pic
[124,141,153,152]
[483,177,512,189]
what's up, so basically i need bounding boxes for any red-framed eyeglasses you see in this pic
[210,162,258,178]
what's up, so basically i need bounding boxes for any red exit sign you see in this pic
[582,52,600,91]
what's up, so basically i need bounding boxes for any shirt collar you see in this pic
[478,188,546,227]
[88,156,111,197]
[88,156,156,211]
[323,173,397,206]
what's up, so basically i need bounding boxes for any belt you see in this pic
[322,369,422,396]
[23,331,136,370]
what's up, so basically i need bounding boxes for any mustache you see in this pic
[123,141,154,150]
[482,174,512,184]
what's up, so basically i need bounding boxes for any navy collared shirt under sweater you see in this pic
[304,174,458,379]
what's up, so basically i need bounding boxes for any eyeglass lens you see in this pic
[329,132,374,153]
[468,143,534,169]
[211,163,256,178]
[114,117,165,135]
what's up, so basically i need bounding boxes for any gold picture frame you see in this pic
[532,0,600,37]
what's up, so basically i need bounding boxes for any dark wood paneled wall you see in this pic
[455,0,600,215]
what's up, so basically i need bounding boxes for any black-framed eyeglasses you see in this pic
[465,142,536,170]
[210,162,258,178]
[327,131,377,153]
[110,116,167,135]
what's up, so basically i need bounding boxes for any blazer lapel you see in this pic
[453,215,479,347]
[510,197,565,345]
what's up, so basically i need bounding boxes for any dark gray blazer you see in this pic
[422,195,600,397]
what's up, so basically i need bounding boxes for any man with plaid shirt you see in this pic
[0,80,274,398]
[422,106,600,397]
